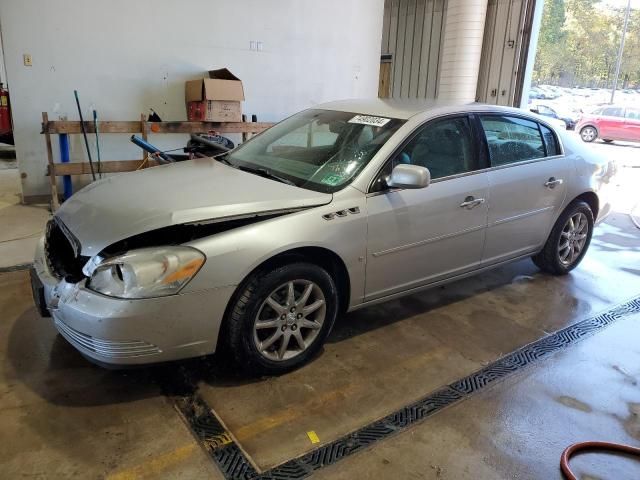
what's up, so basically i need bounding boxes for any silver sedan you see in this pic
[32,100,616,374]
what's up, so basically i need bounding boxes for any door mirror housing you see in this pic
[387,164,430,189]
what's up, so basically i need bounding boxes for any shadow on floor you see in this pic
[5,213,639,409]
[5,258,543,407]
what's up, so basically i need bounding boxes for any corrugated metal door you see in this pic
[476,0,531,106]
[380,0,446,100]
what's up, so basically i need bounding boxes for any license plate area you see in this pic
[30,268,50,317]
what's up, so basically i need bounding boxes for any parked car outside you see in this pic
[537,85,561,99]
[31,100,616,374]
[528,87,543,100]
[576,105,640,143]
[529,103,576,130]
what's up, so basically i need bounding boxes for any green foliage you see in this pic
[533,0,640,88]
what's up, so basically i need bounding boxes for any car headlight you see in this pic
[86,247,205,299]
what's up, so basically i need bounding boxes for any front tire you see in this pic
[225,262,338,375]
[580,126,598,143]
[532,201,594,275]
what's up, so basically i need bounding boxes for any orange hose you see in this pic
[560,441,640,480]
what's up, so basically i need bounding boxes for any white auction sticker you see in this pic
[348,115,391,127]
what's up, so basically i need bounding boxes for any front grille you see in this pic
[44,219,88,282]
[54,317,161,358]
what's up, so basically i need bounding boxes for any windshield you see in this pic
[224,109,405,193]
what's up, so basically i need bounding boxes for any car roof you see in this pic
[313,98,531,120]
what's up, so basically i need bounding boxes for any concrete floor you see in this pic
[0,137,638,478]
[314,310,640,480]
[0,169,50,268]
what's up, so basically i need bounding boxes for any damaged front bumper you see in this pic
[32,238,235,366]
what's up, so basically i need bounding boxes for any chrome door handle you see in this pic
[544,177,564,189]
[460,196,485,209]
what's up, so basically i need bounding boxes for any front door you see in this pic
[479,115,571,265]
[365,115,489,300]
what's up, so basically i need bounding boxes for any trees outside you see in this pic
[533,0,640,88]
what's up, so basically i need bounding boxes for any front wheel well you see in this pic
[225,247,351,319]
[260,247,351,314]
[580,124,598,134]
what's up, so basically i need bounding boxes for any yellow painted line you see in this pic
[231,345,457,443]
[203,431,233,449]
[306,430,320,444]
[106,443,197,480]
[233,383,359,442]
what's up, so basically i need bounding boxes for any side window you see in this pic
[601,107,624,117]
[480,115,545,166]
[625,108,640,120]
[396,117,477,179]
[370,116,477,192]
[540,124,561,156]
[538,105,553,116]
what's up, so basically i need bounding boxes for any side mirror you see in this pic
[387,164,430,189]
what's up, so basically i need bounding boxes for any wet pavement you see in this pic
[0,207,638,478]
[314,310,640,480]
[194,210,640,471]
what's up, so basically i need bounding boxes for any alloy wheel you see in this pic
[558,212,589,267]
[253,280,326,361]
[580,127,596,142]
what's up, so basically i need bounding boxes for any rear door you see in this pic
[479,115,572,265]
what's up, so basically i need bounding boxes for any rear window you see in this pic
[480,115,546,166]
[625,108,640,120]
[540,124,561,155]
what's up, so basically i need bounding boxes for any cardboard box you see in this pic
[185,68,245,122]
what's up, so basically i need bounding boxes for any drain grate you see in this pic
[169,296,640,480]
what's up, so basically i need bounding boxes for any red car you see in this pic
[576,105,640,143]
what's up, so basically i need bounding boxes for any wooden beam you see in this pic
[43,121,142,134]
[149,121,273,134]
[43,120,273,135]
[48,160,159,176]
[42,112,60,211]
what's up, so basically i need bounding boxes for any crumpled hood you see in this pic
[56,157,332,256]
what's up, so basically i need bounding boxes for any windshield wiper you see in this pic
[214,153,234,166]
[237,165,297,186]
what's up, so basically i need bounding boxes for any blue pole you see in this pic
[58,133,72,199]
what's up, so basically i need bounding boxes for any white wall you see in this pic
[0,0,384,199]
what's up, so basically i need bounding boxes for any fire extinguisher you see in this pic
[0,83,13,143]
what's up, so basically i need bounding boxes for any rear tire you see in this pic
[580,126,598,143]
[532,201,594,275]
[225,262,338,375]
[603,139,613,143]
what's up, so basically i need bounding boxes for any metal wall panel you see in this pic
[476,0,530,106]
[381,0,446,99]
